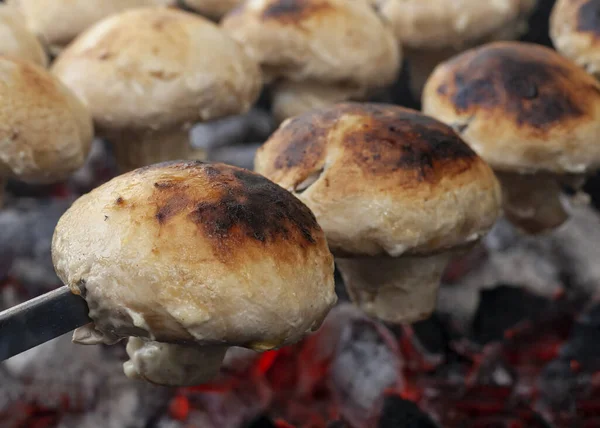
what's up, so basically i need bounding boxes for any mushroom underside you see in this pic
[271,81,368,124]
[335,252,453,324]
[106,127,207,173]
[495,171,580,234]
[124,337,228,386]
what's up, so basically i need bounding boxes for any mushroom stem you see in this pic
[108,127,207,173]
[335,253,452,324]
[496,171,569,234]
[271,81,367,124]
[124,337,228,386]
[406,47,457,100]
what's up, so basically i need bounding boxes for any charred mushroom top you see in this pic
[550,0,600,77]
[51,161,336,349]
[221,0,400,91]
[255,103,501,258]
[0,5,47,67]
[374,0,536,49]
[422,41,600,174]
[51,7,262,134]
[0,56,92,183]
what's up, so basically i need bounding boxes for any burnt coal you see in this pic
[191,108,275,152]
[208,143,262,170]
[244,414,276,428]
[411,313,455,356]
[0,198,70,291]
[471,285,550,344]
[378,395,438,428]
[559,301,600,371]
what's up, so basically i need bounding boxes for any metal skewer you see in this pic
[0,286,91,361]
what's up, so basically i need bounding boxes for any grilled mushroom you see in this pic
[423,41,600,234]
[51,161,336,386]
[52,7,262,172]
[0,56,92,207]
[222,0,400,122]
[255,103,501,323]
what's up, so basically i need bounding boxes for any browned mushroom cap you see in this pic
[0,56,92,206]
[7,0,174,53]
[374,0,536,98]
[423,41,600,174]
[423,41,600,233]
[551,0,600,78]
[51,7,262,172]
[255,103,501,322]
[222,0,400,120]
[181,0,241,20]
[0,5,47,66]
[52,161,336,386]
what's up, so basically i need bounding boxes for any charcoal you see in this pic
[437,205,600,331]
[520,0,554,46]
[559,301,600,370]
[377,395,438,428]
[68,139,117,193]
[244,414,276,428]
[0,198,71,292]
[537,359,580,411]
[330,318,403,426]
[191,109,275,151]
[471,285,550,344]
[207,143,261,170]
[328,421,351,428]
[411,314,453,356]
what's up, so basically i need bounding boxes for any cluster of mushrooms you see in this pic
[1,0,600,386]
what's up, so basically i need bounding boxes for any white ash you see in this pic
[0,198,72,291]
[207,143,261,170]
[1,333,172,428]
[437,204,600,330]
[191,109,275,151]
[330,316,403,427]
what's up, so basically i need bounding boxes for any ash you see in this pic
[438,204,600,330]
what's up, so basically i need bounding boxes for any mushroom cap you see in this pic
[422,41,600,174]
[51,161,336,349]
[0,56,93,183]
[51,7,262,132]
[6,0,173,49]
[0,5,47,67]
[254,103,501,258]
[550,0,600,77]
[221,0,400,89]
[182,0,242,20]
[375,0,536,49]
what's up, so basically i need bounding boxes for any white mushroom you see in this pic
[6,0,174,55]
[423,41,600,234]
[222,0,400,122]
[0,56,93,207]
[0,4,47,66]
[255,103,501,323]
[550,0,600,78]
[51,161,336,386]
[51,7,262,172]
